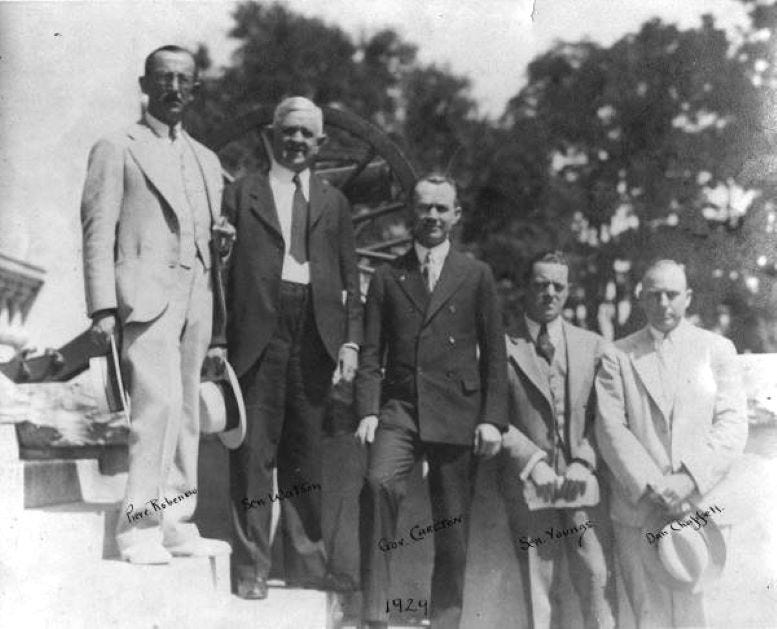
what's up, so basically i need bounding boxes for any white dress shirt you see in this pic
[144,111,182,146]
[269,162,312,284]
[414,239,450,291]
[648,320,684,412]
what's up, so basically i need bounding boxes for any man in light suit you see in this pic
[81,45,234,564]
[224,97,362,599]
[355,174,507,629]
[595,260,747,627]
[500,251,615,629]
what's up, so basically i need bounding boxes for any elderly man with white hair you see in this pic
[224,96,363,599]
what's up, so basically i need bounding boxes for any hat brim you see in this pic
[215,361,246,450]
[642,504,726,592]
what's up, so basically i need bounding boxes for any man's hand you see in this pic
[655,472,696,512]
[334,344,358,383]
[90,311,117,347]
[473,423,501,458]
[354,415,379,446]
[212,217,236,256]
[530,460,559,502]
[560,461,592,501]
[202,347,227,379]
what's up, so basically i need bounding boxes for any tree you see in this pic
[472,8,777,348]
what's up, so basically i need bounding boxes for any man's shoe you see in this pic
[120,542,172,565]
[237,576,268,600]
[321,571,358,592]
[166,536,232,557]
[362,622,388,629]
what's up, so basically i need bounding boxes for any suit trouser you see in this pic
[613,523,707,628]
[361,415,476,628]
[116,261,212,551]
[230,281,334,582]
[499,458,616,629]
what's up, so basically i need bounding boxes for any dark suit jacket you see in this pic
[223,171,363,377]
[355,247,508,446]
[502,318,606,473]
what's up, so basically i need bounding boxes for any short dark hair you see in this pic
[143,45,196,78]
[414,172,459,207]
[524,250,569,283]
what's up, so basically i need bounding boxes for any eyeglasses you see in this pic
[149,72,196,89]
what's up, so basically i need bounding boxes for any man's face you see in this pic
[639,265,692,333]
[525,262,569,324]
[140,51,197,126]
[412,181,461,248]
[271,109,324,172]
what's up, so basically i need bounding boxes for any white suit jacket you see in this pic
[594,320,747,527]
[81,120,223,324]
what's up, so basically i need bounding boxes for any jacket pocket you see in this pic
[461,376,481,395]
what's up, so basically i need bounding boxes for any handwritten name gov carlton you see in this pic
[645,504,724,544]
[126,489,198,524]
[379,515,463,552]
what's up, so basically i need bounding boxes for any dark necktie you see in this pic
[290,174,308,264]
[421,252,433,293]
[536,323,555,364]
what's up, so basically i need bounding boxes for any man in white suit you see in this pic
[81,45,234,564]
[595,260,747,626]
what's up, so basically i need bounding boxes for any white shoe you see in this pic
[166,536,232,557]
[121,542,172,565]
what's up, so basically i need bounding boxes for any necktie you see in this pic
[169,125,179,142]
[536,323,555,364]
[656,334,677,411]
[422,252,434,293]
[290,174,308,264]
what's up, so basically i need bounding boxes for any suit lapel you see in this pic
[424,249,468,324]
[629,327,672,422]
[184,133,220,223]
[126,122,187,222]
[248,175,283,238]
[308,173,329,231]
[506,322,554,409]
[564,322,592,409]
[391,250,428,315]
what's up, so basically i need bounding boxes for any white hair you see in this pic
[272,96,324,135]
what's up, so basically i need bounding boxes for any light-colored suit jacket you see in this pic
[502,319,606,475]
[81,120,223,324]
[594,320,747,527]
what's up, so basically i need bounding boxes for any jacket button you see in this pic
[448,336,455,345]
[449,304,456,313]
[417,367,423,375]
[446,370,454,378]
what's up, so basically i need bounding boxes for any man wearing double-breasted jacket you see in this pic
[355,174,508,629]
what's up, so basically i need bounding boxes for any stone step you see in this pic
[4,500,121,566]
[21,457,127,507]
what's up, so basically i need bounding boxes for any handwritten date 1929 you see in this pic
[385,598,428,615]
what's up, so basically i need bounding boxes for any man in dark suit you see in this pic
[224,97,362,599]
[355,174,507,628]
[499,251,614,629]
[81,45,234,564]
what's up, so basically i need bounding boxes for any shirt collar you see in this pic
[524,314,563,345]
[414,239,450,266]
[144,110,181,140]
[270,161,311,198]
[648,318,687,345]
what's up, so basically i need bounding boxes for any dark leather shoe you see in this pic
[237,576,268,600]
[362,622,388,629]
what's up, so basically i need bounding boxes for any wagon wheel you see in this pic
[203,106,418,281]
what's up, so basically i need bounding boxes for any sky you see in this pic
[0,0,752,348]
